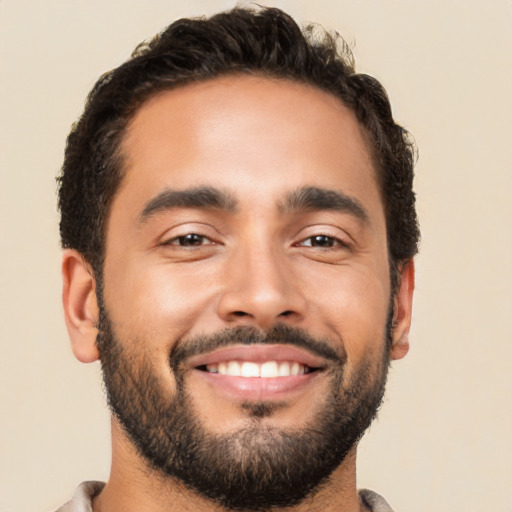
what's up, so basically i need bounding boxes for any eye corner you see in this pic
[162,233,216,248]
[295,234,349,250]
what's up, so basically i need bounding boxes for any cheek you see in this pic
[299,261,390,357]
[102,257,222,350]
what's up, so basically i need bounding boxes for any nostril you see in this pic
[279,310,294,317]
[233,311,249,317]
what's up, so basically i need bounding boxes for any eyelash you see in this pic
[296,234,349,249]
[160,232,349,250]
[162,233,215,247]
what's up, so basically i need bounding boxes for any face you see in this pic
[96,75,405,508]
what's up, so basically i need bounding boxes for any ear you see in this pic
[390,260,415,361]
[62,249,100,363]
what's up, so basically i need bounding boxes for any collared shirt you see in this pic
[55,481,396,511]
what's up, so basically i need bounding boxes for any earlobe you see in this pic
[62,249,100,363]
[390,260,415,361]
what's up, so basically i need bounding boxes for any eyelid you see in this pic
[297,235,348,248]
[293,224,353,248]
[163,234,214,246]
[157,222,222,247]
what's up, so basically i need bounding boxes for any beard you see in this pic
[97,302,392,511]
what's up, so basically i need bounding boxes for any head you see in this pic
[58,6,418,285]
[59,6,419,511]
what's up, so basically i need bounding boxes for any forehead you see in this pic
[115,75,382,222]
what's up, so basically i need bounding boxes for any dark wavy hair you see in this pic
[58,6,419,286]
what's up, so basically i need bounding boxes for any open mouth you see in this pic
[197,360,317,377]
[187,344,326,401]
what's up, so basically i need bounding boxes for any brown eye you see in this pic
[167,233,211,246]
[300,235,341,248]
[310,235,335,247]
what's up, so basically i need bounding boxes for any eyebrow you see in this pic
[139,185,368,225]
[279,186,369,223]
[139,186,237,223]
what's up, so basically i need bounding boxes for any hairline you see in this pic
[91,71,403,299]
[98,71,388,258]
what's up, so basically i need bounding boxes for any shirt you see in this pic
[55,481,395,511]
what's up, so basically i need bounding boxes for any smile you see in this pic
[187,344,326,401]
[203,360,312,377]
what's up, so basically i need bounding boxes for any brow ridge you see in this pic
[139,186,237,223]
[279,186,369,223]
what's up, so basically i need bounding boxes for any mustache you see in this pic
[170,324,345,370]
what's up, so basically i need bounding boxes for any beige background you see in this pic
[1,0,511,511]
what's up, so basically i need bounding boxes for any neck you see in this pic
[94,419,367,512]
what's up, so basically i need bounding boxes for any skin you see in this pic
[62,75,414,512]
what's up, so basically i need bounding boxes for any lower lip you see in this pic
[193,369,321,401]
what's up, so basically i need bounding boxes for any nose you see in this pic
[217,243,307,329]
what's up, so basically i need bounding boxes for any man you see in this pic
[56,6,419,512]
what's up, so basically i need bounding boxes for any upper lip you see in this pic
[186,344,327,370]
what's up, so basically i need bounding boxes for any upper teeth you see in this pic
[206,361,306,378]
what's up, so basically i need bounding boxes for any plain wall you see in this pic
[1,1,511,511]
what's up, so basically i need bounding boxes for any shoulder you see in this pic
[54,481,105,512]
[359,488,396,512]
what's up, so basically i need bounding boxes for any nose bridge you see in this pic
[217,232,305,327]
